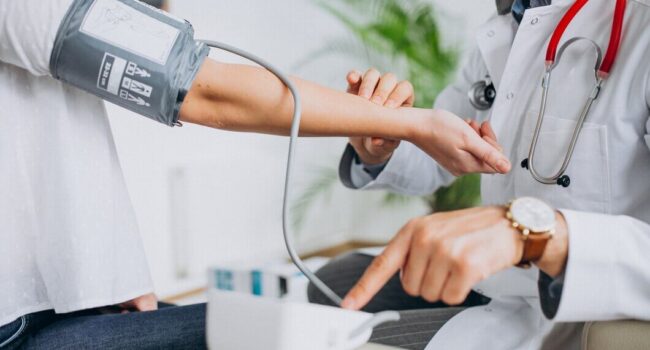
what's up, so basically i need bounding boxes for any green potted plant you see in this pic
[293,0,481,231]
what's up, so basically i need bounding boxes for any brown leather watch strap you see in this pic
[518,233,552,268]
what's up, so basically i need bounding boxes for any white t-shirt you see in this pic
[0,0,153,327]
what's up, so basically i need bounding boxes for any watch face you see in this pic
[510,197,556,233]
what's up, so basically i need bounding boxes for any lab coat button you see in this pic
[531,17,540,25]
[506,92,515,100]
[487,30,495,38]
[485,307,493,312]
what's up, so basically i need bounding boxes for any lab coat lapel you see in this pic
[475,15,517,90]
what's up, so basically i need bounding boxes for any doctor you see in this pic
[314,0,650,349]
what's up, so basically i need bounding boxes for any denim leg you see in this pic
[20,303,206,350]
[0,311,58,350]
[0,317,25,349]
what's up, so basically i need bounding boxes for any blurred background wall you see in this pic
[107,0,495,296]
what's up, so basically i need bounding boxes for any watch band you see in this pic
[518,232,552,268]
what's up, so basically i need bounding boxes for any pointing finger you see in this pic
[341,227,413,310]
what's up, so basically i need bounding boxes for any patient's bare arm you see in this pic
[179,59,511,175]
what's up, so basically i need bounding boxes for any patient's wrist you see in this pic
[390,107,428,143]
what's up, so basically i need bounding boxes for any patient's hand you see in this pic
[346,69,414,165]
[118,293,158,313]
[407,108,511,175]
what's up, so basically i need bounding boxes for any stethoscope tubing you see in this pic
[525,0,626,186]
[527,38,603,185]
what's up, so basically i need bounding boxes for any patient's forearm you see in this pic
[179,59,416,140]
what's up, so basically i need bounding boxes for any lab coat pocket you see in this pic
[514,112,611,213]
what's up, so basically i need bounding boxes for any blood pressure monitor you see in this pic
[50,0,208,126]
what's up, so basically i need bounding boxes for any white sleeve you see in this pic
[552,210,650,322]
[0,0,74,76]
[357,141,456,196]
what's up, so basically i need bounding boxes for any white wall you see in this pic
[108,0,494,296]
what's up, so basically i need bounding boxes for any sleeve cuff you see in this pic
[538,270,565,319]
[550,209,619,322]
[339,144,388,189]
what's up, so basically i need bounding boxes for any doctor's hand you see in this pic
[340,206,568,309]
[407,109,511,175]
[346,69,415,165]
[467,120,502,152]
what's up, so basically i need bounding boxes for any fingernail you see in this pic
[371,96,383,104]
[385,99,398,108]
[341,298,356,310]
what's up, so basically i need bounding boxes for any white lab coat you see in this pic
[355,0,650,349]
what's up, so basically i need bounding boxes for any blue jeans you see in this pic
[0,303,206,349]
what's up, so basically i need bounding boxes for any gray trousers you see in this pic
[308,253,490,350]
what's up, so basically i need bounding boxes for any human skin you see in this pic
[178,60,512,175]
[341,207,568,309]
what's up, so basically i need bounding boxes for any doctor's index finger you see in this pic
[464,133,511,174]
[342,228,413,310]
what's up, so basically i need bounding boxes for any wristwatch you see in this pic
[506,197,556,268]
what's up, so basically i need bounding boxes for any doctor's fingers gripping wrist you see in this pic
[347,69,415,108]
[347,69,414,164]
[412,109,511,175]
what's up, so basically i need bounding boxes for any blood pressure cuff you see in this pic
[50,0,209,126]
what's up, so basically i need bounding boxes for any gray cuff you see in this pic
[339,144,388,189]
[538,270,565,319]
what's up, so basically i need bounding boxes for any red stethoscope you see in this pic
[521,0,627,187]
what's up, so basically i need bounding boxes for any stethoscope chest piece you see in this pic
[468,76,496,111]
